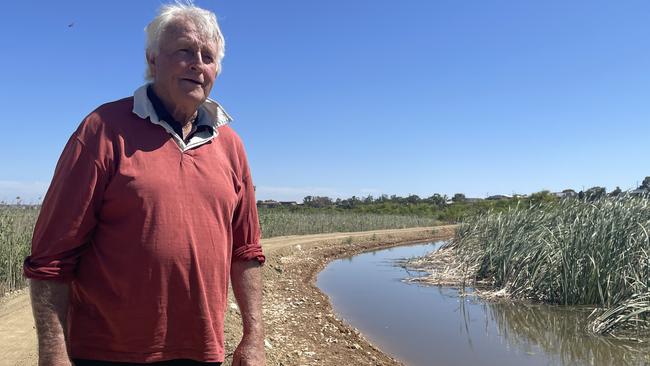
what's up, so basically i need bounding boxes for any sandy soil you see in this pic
[0,226,455,366]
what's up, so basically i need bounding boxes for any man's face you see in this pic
[148,18,219,111]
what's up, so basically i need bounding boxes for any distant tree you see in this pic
[452,193,466,203]
[363,195,374,204]
[529,190,557,205]
[405,194,421,204]
[337,196,361,209]
[641,176,650,190]
[304,196,333,208]
[584,186,606,201]
[425,194,446,206]
[609,186,622,197]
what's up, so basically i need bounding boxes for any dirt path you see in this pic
[1,226,455,366]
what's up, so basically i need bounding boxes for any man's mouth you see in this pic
[182,78,203,85]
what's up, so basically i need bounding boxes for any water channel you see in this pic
[316,241,650,366]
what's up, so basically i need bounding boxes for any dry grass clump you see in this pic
[589,292,650,340]
[0,206,38,294]
[447,196,650,339]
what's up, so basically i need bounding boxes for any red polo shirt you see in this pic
[23,96,264,363]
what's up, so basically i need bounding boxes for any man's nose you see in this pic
[189,52,208,71]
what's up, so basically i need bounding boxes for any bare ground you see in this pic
[0,226,455,366]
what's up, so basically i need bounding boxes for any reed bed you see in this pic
[0,205,38,294]
[448,195,650,339]
[258,209,438,238]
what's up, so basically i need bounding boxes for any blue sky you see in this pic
[1,0,649,203]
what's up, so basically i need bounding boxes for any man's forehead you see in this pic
[162,19,209,41]
[163,19,198,38]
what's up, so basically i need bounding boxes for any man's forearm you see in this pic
[230,260,264,338]
[30,279,72,365]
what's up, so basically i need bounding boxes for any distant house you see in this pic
[446,197,482,204]
[257,200,281,208]
[279,201,298,206]
[563,189,578,198]
[630,188,649,196]
[486,195,511,201]
[553,190,578,199]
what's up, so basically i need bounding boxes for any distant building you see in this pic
[486,195,511,201]
[257,200,281,208]
[279,201,298,206]
[446,197,483,204]
[553,189,578,199]
[630,188,649,196]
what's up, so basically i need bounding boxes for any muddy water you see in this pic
[316,242,650,366]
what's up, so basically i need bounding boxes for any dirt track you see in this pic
[0,226,454,366]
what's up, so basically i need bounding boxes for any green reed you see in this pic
[449,195,650,338]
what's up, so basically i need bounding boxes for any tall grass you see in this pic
[258,209,438,237]
[0,205,38,294]
[449,195,650,338]
[0,206,437,294]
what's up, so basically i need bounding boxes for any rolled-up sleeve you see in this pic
[231,152,265,264]
[23,133,107,282]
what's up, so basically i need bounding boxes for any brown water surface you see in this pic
[316,242,650,366]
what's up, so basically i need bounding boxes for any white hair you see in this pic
[144,2,225,80]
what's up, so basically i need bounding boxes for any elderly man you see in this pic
[23,3,265,366]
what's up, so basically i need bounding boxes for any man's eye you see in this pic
[203,55,214,63]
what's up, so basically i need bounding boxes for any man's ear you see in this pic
[146,52,156,79]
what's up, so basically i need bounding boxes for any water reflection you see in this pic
[317,242,650,366]
[482,302,649,366]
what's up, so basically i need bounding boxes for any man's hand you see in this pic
[232,335,266,366]
[230,260,265,366]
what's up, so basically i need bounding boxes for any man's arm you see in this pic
[231,260,265,366]
[30,279,73,366]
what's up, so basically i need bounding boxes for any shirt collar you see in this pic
[132,83,232,129]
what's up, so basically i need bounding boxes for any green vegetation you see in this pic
[260,192,560,223]
[449,196,650,339]
[258,209,438,237]
[0,205,38,294]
